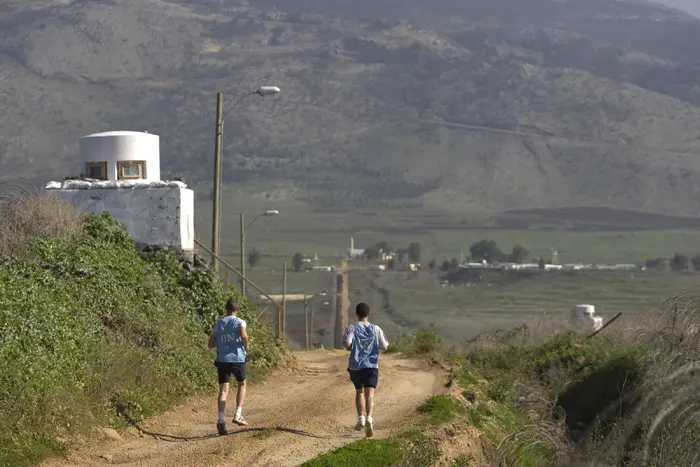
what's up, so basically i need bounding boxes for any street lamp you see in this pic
[240,209,280,296]
[211,86,281,271]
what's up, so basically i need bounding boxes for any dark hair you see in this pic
[225,298,238,314]
[355,302,370,319]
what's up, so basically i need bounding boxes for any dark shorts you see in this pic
[215,361,246,384]
[348,368,379,389]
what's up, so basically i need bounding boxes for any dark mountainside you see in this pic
[646,0,700,17]
[1,0,700,215]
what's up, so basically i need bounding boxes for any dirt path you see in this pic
[43,350,446,467]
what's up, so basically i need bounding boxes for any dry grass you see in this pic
[577,292,700,465]
[0,194,83,260]
[454,293,700,465]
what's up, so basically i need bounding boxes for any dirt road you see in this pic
[43,350,446,467]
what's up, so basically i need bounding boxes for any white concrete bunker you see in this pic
[45,131,194,252]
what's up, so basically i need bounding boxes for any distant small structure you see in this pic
[570,304,603,332]
[380,251,394,261]
[347,237,365,259]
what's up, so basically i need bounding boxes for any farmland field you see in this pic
[191,184,700,348]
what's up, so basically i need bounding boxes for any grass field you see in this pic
[194,182,700,266]
[191,182,700,347]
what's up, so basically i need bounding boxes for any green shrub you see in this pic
[417,395,461,424]
[301,439,404,467]
[302,430,440,466]
[0,211,281,466]
[556,347,648,439]
[388,328,443,356]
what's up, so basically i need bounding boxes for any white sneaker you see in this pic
[354,415,365,431]
[365,416,374,438]
[233,414,248,426]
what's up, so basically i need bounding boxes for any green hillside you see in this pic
[0,198,282,466]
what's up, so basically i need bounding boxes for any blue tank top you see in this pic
[348,323,379,370]
[214,316,247,363]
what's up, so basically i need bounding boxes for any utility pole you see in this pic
[334,261,349,349]
[282,261,287,337]
[211,92,223,272]
[329,269,337,348]
[240,213,245,296]
[276,304,282,341]
[309,299,314,349]
[304,295,309,350]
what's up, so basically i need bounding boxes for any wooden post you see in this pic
[304,295,309,350]
[282,261,287,338]
[334,261,349,349]
[211,92,223,271]
[275,304,282,340]
[240,213,246,297]
[309,300,314,349]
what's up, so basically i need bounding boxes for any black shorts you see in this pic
[348,368,379,389]
[215,361,246,384]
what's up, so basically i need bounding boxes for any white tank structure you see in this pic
[570,304,603,332]
[79,131,160,182]
[45,131,194,252]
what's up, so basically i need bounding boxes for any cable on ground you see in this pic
[122,412,355,442]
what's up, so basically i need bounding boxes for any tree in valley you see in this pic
[292,252,305,272]
[248,248,261,268]
[469,239,503,263]
[407,242,421,263]
[507,244,529,263]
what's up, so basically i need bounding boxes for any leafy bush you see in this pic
[301,439,404,467]
[302,430,439,466]
[417,395,461,424]
[387,328,444,356]
[0,211,281,466]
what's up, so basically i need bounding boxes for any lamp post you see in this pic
[240,209,279,296]
[211,86,281,271]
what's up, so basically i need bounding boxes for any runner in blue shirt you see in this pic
[208,298,249,435]
[343,302,389,437]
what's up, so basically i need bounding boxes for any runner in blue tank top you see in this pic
[343,302,389,438]
[208,298,249,435]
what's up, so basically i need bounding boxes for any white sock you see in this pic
[235,407,242,417]
[366,415,373,424]
[357,414,365,422]
[218,412,225,423]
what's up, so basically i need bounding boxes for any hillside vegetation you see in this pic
[305,303,700,465]
[2,0,700,215]
[0,197,283,466]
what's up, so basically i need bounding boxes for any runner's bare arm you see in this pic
[378,328,389,351]
[343,326,353,350]
[240,325,249,350]
[208,327,216,348]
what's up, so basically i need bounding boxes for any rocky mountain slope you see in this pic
[1,0,700,215]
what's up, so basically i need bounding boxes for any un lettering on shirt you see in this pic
[219,333,239,343]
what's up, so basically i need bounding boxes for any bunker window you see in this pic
[117,161,143,180]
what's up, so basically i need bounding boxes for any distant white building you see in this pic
[571,304,603,332]
[347,237,365,259]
